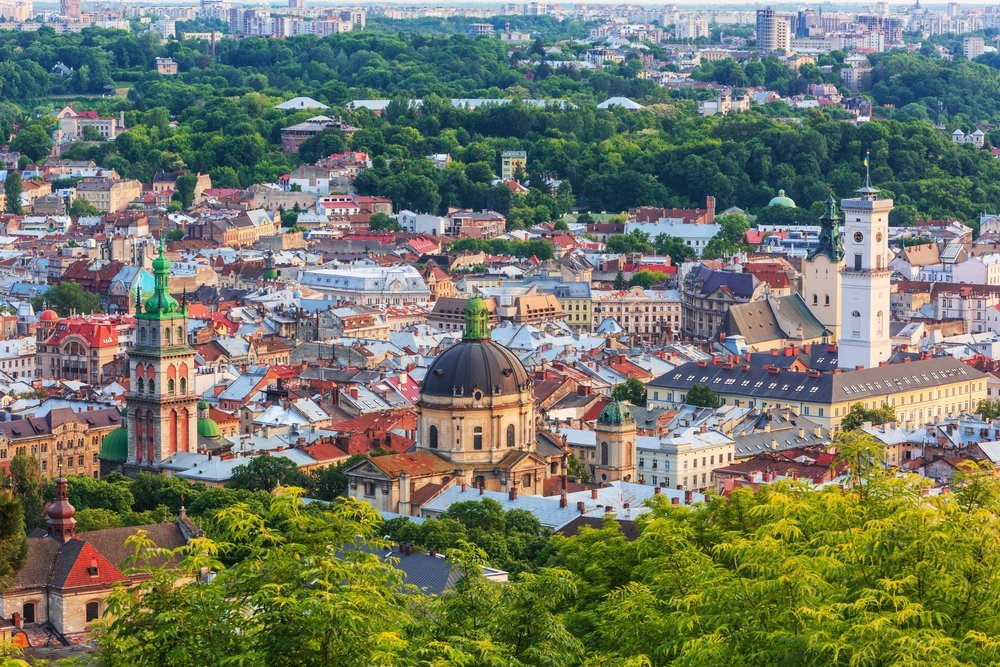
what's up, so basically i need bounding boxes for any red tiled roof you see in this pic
[368,450,453,478]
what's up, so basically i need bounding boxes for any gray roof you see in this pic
[723,294,829,344]
[649,356,985,405]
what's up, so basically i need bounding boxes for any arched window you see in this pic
[179,377,187,394]
[474,475,485,489]
[148,379,155,394]
[167,378,175,395]
[600,442,609,466]
[139,327,146,343]
[473,426,483,450]
[825,294,830,306]
[177,326,184,342]
[812,294,817,305]
[877,310,884,337]
[86,601,99,622]
[22,602,36,624]
[429,425,438,449]
[506,424,515,447]
[137,377,144,393]
[626,443,632,466]
[151,327,157,341]
[851,310,861,337]
[165,328,172,345]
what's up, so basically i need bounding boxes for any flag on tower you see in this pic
[864,154,869,168]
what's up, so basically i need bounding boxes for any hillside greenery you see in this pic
[91,431,1000,666]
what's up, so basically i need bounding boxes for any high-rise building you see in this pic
[756,7,790,53]
[838,164,892,370]
[60,0,80,19]
[963,35,985,60]
[126,241,199,469]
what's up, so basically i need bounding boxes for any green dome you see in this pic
[144,290,180,315]
[198,417,221,439]
[197,401,221,438]
[768,190,796,208]
[598,401,633,426]
[100,427,128,462]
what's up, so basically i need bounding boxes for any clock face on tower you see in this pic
[875,232,883,242]
[854,231,864,243]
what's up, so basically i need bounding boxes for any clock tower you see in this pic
[838,164,892,370]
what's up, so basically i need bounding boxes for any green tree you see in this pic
[368,212,403,232]
[686,383,721,408]
[3,170,22,214]
[611,377,646,406]
[606,230,654,255]
[614,267,627,290]
[173,173,198,209]
[654,233,696,266]
[305,455,364,501]
[10,124,52,163]
[9,453,45,530]
[628,269,664,289]
[0,490,26,588]
[31,281,101,316]
[166,227,185,241]
[228,455,308,492]
[840,402,896,431]
[68,197,100,217]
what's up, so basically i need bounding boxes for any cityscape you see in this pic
[0,0,999,664]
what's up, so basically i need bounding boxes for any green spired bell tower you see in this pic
[126,240,198,468]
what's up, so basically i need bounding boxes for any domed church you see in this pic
[345,298,568,515]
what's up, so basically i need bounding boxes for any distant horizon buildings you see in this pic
[60,0,79,20]
[755,7,791,54]
[289,0,305,8]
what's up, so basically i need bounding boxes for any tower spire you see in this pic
[463,297,491,341]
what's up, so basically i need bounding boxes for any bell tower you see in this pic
[839,155,892,369]
[802,193,843,341]
[126,240,198,468]
[594,401,637,483]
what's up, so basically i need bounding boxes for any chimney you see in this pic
[770,348,778,356]
[654,486,661,494]
[706,195,716,223]
[671,496,679,505]
[509,487,518,501]
[591,488,598,499]
[798,428,805,438]
[461,483,467,493]
[559,492,567,508]
[684,490,693,505]
[577,501,586,514]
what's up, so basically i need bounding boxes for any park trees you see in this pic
[31,281,101,316]
[685,383,721,408]
[611,378,646,406]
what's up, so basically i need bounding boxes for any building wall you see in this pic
[637,438,733,491]
[801,253,842,340]
[647,373,987,431]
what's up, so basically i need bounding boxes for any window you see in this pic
[506,424,515,447]
[86,602,99,622]
[825,294,830,306]
[600,442,609,466]
[429,425,438,449]
[473,427,483,450]
[137,377,144,393]
[812,294,817,305]
[22,602,36,624]
[148,379,155,394]
[363,481,376,497]
[179,377,186,394]
[854,254,862,271]
[167,378,175,395]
